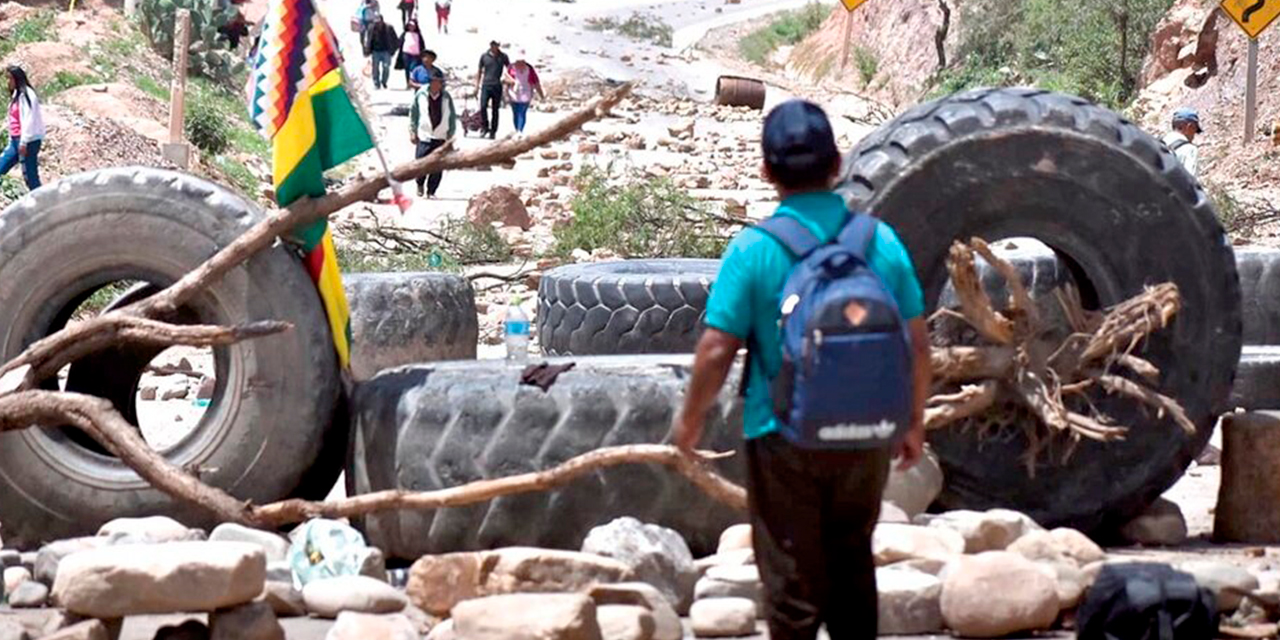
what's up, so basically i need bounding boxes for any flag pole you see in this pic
[312,1,412,213]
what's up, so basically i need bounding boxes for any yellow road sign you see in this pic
[841,0,868,12]
[1221,0,1280,38]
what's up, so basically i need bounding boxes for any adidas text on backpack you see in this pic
[753,212,914,450]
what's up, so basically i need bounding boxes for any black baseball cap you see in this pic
[762,100,839,181]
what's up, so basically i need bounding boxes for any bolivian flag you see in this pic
[248,0,372,369]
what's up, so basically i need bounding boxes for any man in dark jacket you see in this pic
[473,40,510,139]
[363,14,399,90]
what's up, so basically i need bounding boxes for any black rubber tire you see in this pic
[1229,346,1280,411]
[344,273,479,381]
[837,88,1242,534]
[537,260,718,356]
[0,168,341,548]
[347,356,745,560]
[1234,246,1280,346]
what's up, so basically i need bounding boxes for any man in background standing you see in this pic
[410,74,457,198]
[474,40,509,139]
[1162,107,1203,178]
[363,14,399,90]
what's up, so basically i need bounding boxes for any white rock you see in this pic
[0,618,27,640]
[589,582,682,640]
[940,551,1060,637]
[919,509,1042,553]
[97,516,198,543]
[582,517,697,613]
[302,575,408,618]
[452,593,603,640]
[1007,528,1105,568]
[1119,498,1188,547]
[873,524,965,566]
[262,581,307,618]
[877,568,944,635]
[716,525,752,555]
[9,580,48,608]
[52,541,266,618]
[209,601,284,640]
[883,445,943,517]
[325,612,420,640]
[4,566,31,594]
[597,605,655,640]
[1179,561,1259,611]
[690,597,756,638]
[40,620,108,640]
[879,502,910,524]
[425,619,455,640]
[1037,561,1088,610]
[694,549,754,577]
[210,524,292,563]
[35,537,111,585]
[694,564,763,612]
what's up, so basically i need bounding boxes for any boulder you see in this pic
[597,605,655,640]
[918,509,1042,553]
[877,568,944,635]
[883,445,943,517]
[302,575,408,618]
[406,547,631,616]
[689,598,756,638]
[940,551,1060,637]
[872,524,965,566]
[694,549,754,577]
[97,516,200,543]
[467,185,533,230]
[716,525,752,555]
[4,566,31,594]
[39,620,109,640]
[35,537,111,585]
[589,583,681,640]
[325,612,420,640]
[693,564,763,612]
[9,580,48,608]
[0,619,27,640]
[209,602,284,640]
[581,517,697,613]
[1119,498,1188,546]
[425,619,455,640]
[262,581,307,618]
[1007,528,1105,568]
[878,502,910,524]
[210,524,292,563]
[452,593,603,640]
[51,541,266,618]
[1178,561,1259,611]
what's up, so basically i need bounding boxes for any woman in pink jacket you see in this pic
[0,67,44,191]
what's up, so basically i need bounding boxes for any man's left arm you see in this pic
[672,329,742,455]
[901,318,931,470]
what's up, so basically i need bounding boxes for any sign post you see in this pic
[1221,0,1278,142]
[839,0,869,73]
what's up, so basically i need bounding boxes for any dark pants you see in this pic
[480,84,503,137]
[415,139,445,195]
[371,50,393,88]
[747,434,891,640]
[0,137,42,190]
[403,57,420,87]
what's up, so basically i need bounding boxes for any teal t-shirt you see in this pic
[703,191,926,440]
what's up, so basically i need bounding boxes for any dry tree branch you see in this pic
[1096,374,1196,435]
[925,381,999,430]
[947,242,1015,345]
[1080,283,1180,364]
[932,346,1016,382]
[969,237,1039,328]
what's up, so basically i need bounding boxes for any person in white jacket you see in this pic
[1,66,44,191]
[409,73,456,198]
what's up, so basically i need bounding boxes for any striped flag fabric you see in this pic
[248,0,373,369]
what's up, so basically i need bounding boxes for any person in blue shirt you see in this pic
[671,100,931,640]
[409,50,441,90]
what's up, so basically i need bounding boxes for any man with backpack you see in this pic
[1162,107,1202,178]
[671,100,931,640]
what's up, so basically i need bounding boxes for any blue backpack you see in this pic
[749,212,914,450]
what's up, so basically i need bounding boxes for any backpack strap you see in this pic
[756,216,823,258]
[836,212,879,262]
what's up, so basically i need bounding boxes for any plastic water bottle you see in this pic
[504,298,531,362]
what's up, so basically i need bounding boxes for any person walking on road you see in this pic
[409,49,441,90]
[399,20,424,88]
[353,0,379,35]
[474,40,509,139]
[1,67,44,192]
[434,0,452,34]
[503,52,544,135]
[363,14,399,90]
[670,100,930,640]
[1162,107,1203,178]
[396,0,415,29]
[410,74,457,198]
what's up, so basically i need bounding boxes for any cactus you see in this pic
[137,0,245,85]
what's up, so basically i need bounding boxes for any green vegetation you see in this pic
[739,3,829,65]
[553,167,733,259]
[186,93,232,155]
[41,71,103,97]
[137,0,245,86]
[854,46,879,87]
[935,0,1174,109]
[0,10,56,59]
[586,13,674,48]
[132,73,169,101]
[76,281,141,318]
[336,219,512,273]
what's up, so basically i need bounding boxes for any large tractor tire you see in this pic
[838,88,1242,534]
[537,260,717,356]
[0,168,342,548]
[344,273,479,381]
[1235,246,1280,346]
[348,357,745,560]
